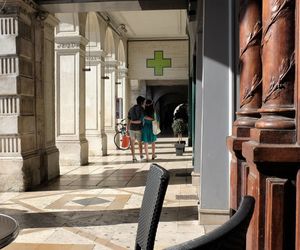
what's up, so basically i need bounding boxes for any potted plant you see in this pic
[171,118,187,156]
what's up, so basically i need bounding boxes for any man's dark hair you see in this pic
[136,96,145,105]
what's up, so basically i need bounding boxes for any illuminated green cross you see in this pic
[146,51,172,76]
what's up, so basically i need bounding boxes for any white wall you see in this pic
[128,40,189,80]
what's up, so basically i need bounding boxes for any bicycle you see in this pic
[114,118,131,150]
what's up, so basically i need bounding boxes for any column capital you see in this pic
[43,13,59,28]
[55,35,88,52]
[85,50,102,65]
[117,66,128,78]
[104,57,118,73]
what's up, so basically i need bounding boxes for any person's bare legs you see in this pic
[151,142,156,159]
[144,143,149,161]
[130,137,136,161]
[138,141,143,159]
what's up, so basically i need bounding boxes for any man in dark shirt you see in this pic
[127,96,145,162]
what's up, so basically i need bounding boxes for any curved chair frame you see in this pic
[165,196,255,250]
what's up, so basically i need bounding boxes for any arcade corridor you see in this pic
[0,139,215,250]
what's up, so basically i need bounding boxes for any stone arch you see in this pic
[118,40,126,67]
[85,12,101,51]
[55,13,87,36]
[148,86,188,135]
[104,27,115,59]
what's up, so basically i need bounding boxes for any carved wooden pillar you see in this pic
[264,178,294,250]
[242,0,297,249]
[296,170,300,250]
[256,0,295,134]
[296,1,300,248]
[227,0,262,213]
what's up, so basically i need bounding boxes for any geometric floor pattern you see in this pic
[0,138,216,250]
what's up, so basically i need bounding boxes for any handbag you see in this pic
[152,113,161,135]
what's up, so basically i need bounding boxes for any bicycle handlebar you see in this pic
[116,118,127,126]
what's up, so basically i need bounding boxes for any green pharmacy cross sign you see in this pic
[146,50,172,76]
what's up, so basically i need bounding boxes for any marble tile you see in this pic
[0,140,217,250]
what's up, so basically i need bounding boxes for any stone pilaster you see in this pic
[0,0,41,191]
[85,50,107,156]
[104,56,117,150]
[55,35,89,165]
[35,14,60,181]
[116,64,128,120]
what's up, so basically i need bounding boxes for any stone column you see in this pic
[55,35,89,165]
[116,64,128,120]
[85,50,107,156]
[227,0,262,213]
[35,14,60,181]
[0,0,42,191]
[104,56,117,150]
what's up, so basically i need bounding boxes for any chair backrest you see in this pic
[135,163,170,250]
[165,196,255,250]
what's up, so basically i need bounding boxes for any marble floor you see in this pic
[0,138,215,250]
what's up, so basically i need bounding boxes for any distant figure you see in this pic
[127,96,145,162]
[142,99,157,161]
[173,103,188,123]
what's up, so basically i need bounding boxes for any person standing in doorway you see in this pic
[127,96,145,162]
[142,99,157,161]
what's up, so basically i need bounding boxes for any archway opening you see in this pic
[147,84,188,137]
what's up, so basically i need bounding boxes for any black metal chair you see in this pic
[0,214,19,249]
[135,163,170,250]
[164,196,255,250]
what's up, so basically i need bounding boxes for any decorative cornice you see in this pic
[22,0,38,9]
[3,0,38,17]
[55,35,88,51]
[117,66,128,78]
[43,13,59,29]
[105,57,118,70]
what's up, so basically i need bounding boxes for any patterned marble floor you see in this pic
[0,138,211,250]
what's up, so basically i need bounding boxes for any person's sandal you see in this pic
[152,155,157,160]
[132,157,137,162]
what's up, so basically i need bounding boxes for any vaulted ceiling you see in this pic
[107,10,188,39]
[37,0,187,12]
[38,0,189,40]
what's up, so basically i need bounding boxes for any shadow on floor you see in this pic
[33,168,193,191]
[1,206,198,229]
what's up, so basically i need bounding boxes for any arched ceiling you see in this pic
[37,0,187,13]
[108,10,187,39]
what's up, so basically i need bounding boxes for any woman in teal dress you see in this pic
[142,99,157,161]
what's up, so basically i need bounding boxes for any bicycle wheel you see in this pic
[114,131,130,150]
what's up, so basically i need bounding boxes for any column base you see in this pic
[86,132,107,156]
[44,146,60,181]
[0,153,41,191]
[191,170,200,185]
[105,129,117,150]
[57,139,88,165]
[198,207,229,225]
